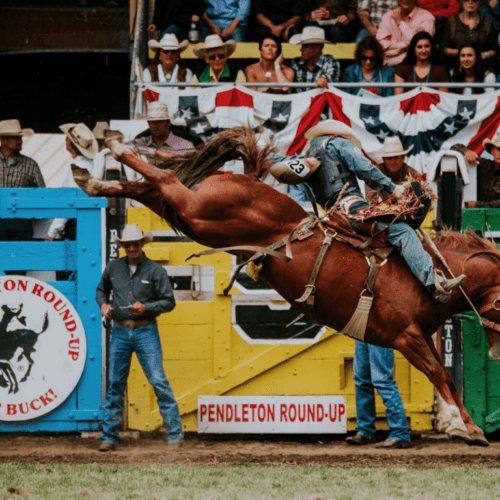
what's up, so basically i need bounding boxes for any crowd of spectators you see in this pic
[145,0,500,93]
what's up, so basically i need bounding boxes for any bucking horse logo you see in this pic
[0,304,49,394]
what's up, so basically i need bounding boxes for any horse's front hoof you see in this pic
[465,431,490,447]
[448,429,471,442]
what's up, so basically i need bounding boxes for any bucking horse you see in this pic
[73,128,500,446]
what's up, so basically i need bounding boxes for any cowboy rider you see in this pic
[269,120,465,303]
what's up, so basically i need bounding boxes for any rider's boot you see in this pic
[432,274,467,304]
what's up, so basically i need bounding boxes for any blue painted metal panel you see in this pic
[0,188,107,433]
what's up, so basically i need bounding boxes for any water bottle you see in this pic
[188,22,200,44]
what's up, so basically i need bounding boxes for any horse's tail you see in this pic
[157,127,275,190]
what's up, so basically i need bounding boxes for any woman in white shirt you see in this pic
[450,42,496,95]
[143,34,193,84]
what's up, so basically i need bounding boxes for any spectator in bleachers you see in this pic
[201,0,250,42]
[356,0,398,43]
[0,120,45,270]
[252,0,305,42]
[377,0,435,66]
[130,101,201,168]
[394,32,449,94]
[148,0,204,40]
[245,35,295,93]
[441,0,498,67]
[418,0,460,43]
[479,0,500,46]
[289,27,341,92]
[452,134,500,208]
[192,35,246,83]
[450,42,496,94]
[144,34,193,84]
[341,36,396,96]
[304,0,358,44]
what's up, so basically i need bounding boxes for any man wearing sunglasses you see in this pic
[96,224,183,452]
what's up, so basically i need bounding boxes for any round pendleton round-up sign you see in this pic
[0,276,87,421]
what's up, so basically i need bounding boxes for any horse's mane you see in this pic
[432,227,500,264]
[159,127,274,232]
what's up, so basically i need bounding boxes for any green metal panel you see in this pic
[462,208,500,432]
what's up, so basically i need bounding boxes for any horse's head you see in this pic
[479,288,500,361]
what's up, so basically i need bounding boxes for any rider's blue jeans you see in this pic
[353,341,410,442]
[101,322,184,445]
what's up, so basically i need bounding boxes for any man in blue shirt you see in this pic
[201,0,250,42]
[270,120,466,304]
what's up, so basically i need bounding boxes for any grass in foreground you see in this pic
[1,464,500,500]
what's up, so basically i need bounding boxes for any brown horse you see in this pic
[74,129,500,446]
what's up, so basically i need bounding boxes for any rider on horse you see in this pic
[270,120,465,304]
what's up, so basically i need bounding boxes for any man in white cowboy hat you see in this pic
[96,224,183,452]
[144,34,193,84]
[289,26,341,92]
[201,0,250,42]
[45,123,98,242]
[269,119,466,304]
[0,119,45,256]
[253,0,305,42]
[192,34,246,83]
[452,134,500,208]
[366,135,422,203]
[129,101,201,168]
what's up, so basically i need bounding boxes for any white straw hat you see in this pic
[60,123,98,159]
[193,34,237,59]
[305,120,361,149]
[483,133,500,154]
[372,136,413,158]
[113,224,153,244]
[146,101,170,121]
[148,33,189,53]
[289,26,333,46]
[0,119,34,137]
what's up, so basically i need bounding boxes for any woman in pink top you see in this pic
[376,0,435,66]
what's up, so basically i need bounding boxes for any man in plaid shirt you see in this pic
[0,119,45,247]
[289,26,341,92]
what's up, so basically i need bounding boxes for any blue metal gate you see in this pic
[0,187,106,431]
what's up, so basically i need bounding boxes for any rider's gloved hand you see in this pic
[392,185,405,198]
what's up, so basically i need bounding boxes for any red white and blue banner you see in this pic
[141,84,500,174]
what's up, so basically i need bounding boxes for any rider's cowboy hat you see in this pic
[112,224,153,245]
[60,123,98,159]
[0,119,34,137]
[148,33,189,54]
[373,136,413,158]
[146,101,170,121]
[305,120,362,149]
[193,34,237,59]
[289,26,333,45]
[483,133,500,153]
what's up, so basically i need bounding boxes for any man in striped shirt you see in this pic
[0,119,45,245]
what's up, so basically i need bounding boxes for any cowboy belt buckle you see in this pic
[123,319,136,329]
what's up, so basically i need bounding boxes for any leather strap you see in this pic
[115,319,152,329]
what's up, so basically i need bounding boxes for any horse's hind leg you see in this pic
[393,324,488,446]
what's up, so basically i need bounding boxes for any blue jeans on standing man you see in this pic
[101,322,184,445]
[353,341,410,442]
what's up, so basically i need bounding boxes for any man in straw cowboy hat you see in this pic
[289,26,341,92]
[452,134,500,208]
[129,101,201,168]
[144,34,193,84]
[45,122,98,242]
[96,224,183,452]
[365,135,422,204]
[269,119,466,304]
[192,34,246,83]
[0,119,45,262]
